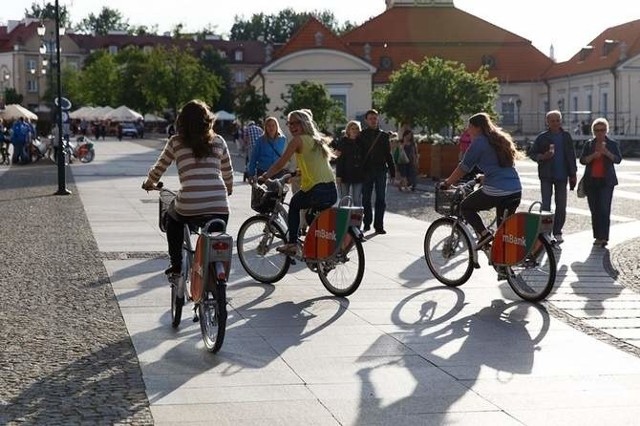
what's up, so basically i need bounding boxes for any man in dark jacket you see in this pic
[529,110,577,243]
[360,109,395,234]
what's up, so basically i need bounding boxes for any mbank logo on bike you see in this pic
[315,229,336,241]
[502,233,526,247]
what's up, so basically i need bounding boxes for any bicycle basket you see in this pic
[251,184,277,214]
[435,188,461,216]
[158,189,176,232]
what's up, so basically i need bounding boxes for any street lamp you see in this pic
[38,2,70,196]
[515,98,522,133]
[0,68,9,109]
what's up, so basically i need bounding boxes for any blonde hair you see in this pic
[287,109,334,159]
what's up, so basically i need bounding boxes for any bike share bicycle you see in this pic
[237,174,365,297]
[155,182,232,353]
[423,178,557,302]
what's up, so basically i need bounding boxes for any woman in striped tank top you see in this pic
[143,100,234,274]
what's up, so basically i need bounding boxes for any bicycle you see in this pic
[423,179,557,302]
[0,143,9,165]
[155,182,232,353]
[236,174,365,297]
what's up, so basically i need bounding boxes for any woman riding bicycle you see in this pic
[142,99,233,274]
[259,109,337,256]
[441,112,522,247]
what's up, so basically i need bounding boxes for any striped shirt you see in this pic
[147,134,233,216]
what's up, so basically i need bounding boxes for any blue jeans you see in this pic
[288,182,337,243]
[586,179,614,241]
[362,171,388,230]
[11,141,25,164]
[540,178,568,236]
[338,182,363,206]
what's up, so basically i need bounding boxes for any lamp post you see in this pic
[0,68,9,109]
[38,1,70,195]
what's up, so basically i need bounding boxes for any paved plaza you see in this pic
[2,138,640,425]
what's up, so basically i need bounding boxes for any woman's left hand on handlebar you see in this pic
[141,179,154,191]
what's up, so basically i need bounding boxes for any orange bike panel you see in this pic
[304,207,353,261]
[491,212,543,266]
[190,235,206,302]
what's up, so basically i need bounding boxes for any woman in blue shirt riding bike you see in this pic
[441,112,522,247]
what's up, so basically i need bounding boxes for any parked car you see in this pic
[119,122,139,139]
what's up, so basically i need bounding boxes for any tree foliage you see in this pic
[199,46,234,112]
[376,57,498,133]
[25,1,71,27]
[75,6,129,35]
[234,86,270,123]
[230,8,355,43]
[278,80,345,132]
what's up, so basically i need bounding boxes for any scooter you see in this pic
[29,137,54,163]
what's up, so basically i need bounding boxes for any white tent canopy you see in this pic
[104,105,143,122]
[214,110,236,121]
[86,106,114,121]
[0,104,38,121]
[144,113,167,123]
[69,106,95,121]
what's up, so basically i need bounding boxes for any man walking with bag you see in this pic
[360,109,395,234]
[529,110,577,244]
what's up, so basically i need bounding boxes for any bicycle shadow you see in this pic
[352,297,550,424]
[129,281,352,405]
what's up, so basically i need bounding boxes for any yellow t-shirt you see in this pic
[295,134,335,191]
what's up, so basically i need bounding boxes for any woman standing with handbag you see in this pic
[333,120,365,205]
[247,116,287,181]
[579,118,622,247]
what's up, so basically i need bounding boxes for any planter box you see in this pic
[430,144,459,179]
[417,143,432,176]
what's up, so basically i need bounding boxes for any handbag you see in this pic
[396,146,410,164]
[577,175,586,198]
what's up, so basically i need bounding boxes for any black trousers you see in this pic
[460,189,521,236]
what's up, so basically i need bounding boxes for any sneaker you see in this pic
[276,243,298,256]
[476,232,493,248]
[375,228,387,235]
[554,234,564,244]
[164,264,181,275]
[363,224,371,232]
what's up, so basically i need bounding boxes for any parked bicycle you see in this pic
[423,179,557,302]
[155,182,232,353]
[236,174,365,297]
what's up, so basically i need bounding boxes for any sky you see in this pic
[2,0,638,62]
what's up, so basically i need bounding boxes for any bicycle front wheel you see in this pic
[317,230,364,297]
[237,215,290,283]
[505,235,556,302]
[199,279,226,353]
[424,217,474,286]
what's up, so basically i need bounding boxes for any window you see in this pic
[234,50,243,62]
[602,93,608,116]
[587,94,592,112]
[501,101,515,125]
[27,59,37,72]
[234,70,245,83]
[108,45,118,55]
[331,94,347,115]
[27,79,38,93]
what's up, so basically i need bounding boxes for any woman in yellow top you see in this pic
[261,109,337,255]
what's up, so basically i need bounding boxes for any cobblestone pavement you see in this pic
[0,164,153,425]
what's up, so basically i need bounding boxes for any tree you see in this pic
[230,8,355,43]
[234,86,269,123]
[74,51,120,106]
[25,1,71,28]
[376,57,498,133]
[75,7,129,35]
[199,46,234,112]
[278,80,345,132]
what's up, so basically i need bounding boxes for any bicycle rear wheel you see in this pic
[199,278,227,353]
[317,230,364,297]
[505,235,556,302]
[424,217,474,286]
[237,215,290,283]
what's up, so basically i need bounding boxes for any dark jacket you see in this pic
[360,127,395,179]
[579,136,622,187]
[529,128,577,180]
[334,136,365,183]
